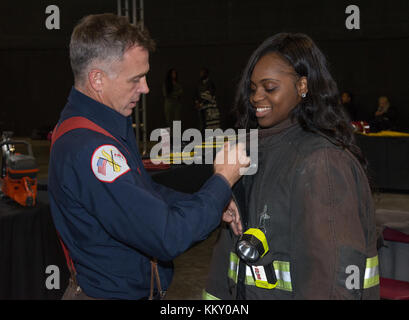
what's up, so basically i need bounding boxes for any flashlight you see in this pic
[236,228,269,263]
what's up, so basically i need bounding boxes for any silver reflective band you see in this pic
[228,252,239,283]
[272,260,292,291]
[228,253,379,292]
[228,252,293,292]
[363,255,379,289]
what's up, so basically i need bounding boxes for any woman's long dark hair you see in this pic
[234,33,368,173]
[165,68,177,96]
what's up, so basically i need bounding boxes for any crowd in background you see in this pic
[162,67,221,133]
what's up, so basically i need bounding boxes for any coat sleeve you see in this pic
[290,147,379,299]
[147,173,193,204]
[66,142,232,262]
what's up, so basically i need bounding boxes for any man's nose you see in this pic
[139,76,149,94]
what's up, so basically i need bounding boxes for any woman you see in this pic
[194,67,220,131]
[341,91,357,121]
[205,33,379,300]
[163,68,183,127]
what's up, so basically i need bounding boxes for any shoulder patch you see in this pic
[91,145,130,182]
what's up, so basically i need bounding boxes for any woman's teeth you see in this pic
[255,106,272,114]
[256,107,271,112]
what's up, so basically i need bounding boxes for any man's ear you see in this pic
[296,76,308,97]
[88,69,104,93]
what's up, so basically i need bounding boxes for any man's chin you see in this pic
[124,109,133,117]
[123,104,137,117]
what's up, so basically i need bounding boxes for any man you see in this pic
[48,13,249,300]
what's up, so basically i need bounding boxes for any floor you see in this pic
[9,138,409,300]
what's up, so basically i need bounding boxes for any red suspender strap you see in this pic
[51,116,129,154]
[57,231,77,276]
[50,116,134,277]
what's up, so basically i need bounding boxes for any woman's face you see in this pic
[249,53,304,128]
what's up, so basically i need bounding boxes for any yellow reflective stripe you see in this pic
[202,290,221,300]
[274,260,290,272]
[245,265,255,285]
[273,261,292,291]
[230,252,239,265]
[364,255,379,289]
[255,279,278,289]
[228,252,239,283]
[366,255,379,268]
[275,279,293,292]
[245,276,255,285]
[364,274,380,289]
[241,258,292,291]
[229,254,379,291]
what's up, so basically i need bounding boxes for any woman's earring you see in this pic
[301,93,306,98]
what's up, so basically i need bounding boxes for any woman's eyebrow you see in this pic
[261,78,280,83]
[250,78,280,85]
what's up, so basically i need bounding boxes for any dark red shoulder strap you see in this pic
[51,116,129,154]
[50,116,136,278]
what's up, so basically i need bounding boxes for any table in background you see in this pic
[0,191,69,299]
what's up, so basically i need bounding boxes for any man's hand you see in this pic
[214,141,250,187]
[222,199,243,236]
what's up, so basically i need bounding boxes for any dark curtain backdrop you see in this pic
[0,0,408,136]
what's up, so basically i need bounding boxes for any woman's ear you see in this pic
[297,76,308,98]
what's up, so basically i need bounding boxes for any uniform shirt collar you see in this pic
[65,87,130,140]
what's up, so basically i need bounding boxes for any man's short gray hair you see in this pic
[70,13,155,85]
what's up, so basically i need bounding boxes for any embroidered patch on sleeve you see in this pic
[91,145,130,182]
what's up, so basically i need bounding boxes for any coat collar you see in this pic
[258,117,298,140]
[63,87,130,140]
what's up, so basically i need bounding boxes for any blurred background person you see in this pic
[194,67,220,131]
[371,95,396,132]
[163,68,183,128]
[341,91,357,121]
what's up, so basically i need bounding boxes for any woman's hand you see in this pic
[222,199,243,236]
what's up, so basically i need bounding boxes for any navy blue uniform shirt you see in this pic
[48,87,231,299]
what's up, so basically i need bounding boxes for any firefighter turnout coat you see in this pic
[204,119,379,300]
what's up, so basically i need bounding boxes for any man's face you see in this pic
[100,45,150,117]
